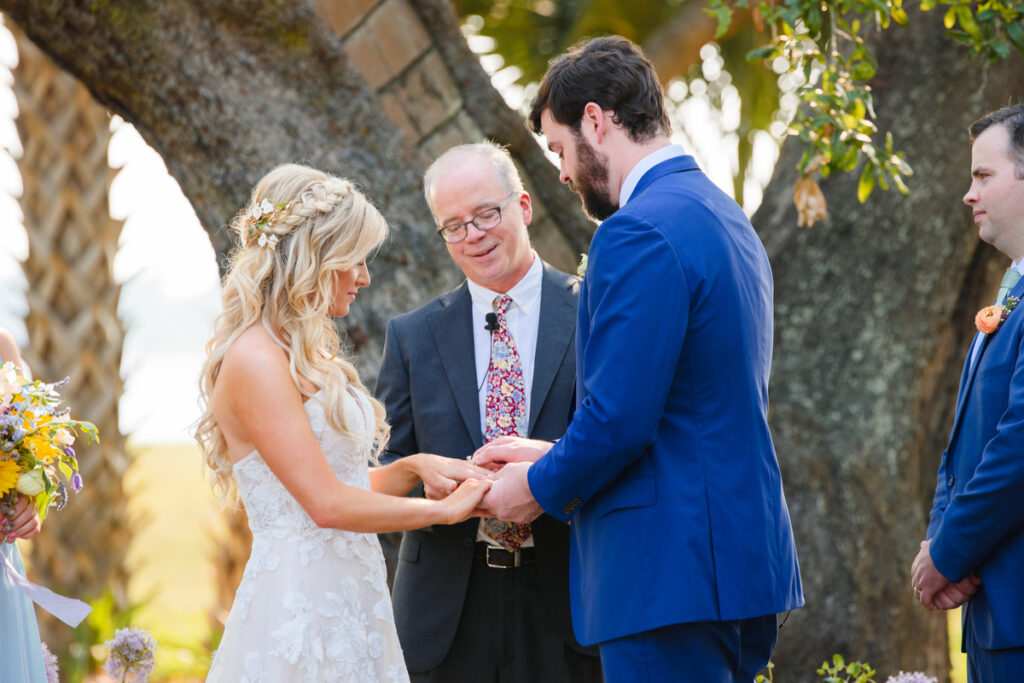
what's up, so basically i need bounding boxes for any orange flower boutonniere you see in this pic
[976,296,1021,334]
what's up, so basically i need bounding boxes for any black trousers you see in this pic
[410,548,603,683]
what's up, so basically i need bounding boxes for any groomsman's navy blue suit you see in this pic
[527,153,804,676]
[928,272,1024,677]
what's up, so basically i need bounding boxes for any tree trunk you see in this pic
[754,13,1024,680]
[12,26,132,653]
[0,0,593,376]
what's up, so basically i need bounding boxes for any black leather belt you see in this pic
[473,542,536,569]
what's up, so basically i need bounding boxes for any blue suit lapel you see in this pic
[528,263,577,434]
[950,275,1024,441]
[427,284,483,447]
[628,154,701,201]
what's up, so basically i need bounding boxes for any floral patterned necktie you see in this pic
[483,295,532,549]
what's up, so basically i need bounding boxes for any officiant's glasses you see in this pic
[437,192,517,243]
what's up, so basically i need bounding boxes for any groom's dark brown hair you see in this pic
[527,35,670,143]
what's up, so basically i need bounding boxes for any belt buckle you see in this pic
[485,546,519,569]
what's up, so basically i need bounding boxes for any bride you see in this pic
[197,164,491,681]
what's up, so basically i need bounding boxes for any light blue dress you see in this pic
[0,350,46,682]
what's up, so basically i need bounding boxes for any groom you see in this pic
[912,103,1024,682]
[475,36,803,680]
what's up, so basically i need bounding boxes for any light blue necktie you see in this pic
[996,267,1022,306]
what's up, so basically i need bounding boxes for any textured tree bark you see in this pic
[0,0,595,378]
[0,0,453,378]
[755,13,1023,680]
[13,26,132,654]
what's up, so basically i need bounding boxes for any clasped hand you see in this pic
[910,539,981,610]
[412,437,552,523]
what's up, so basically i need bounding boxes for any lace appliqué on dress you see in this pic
[207,390,408,682]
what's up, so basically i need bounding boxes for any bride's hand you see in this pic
[411,453,492,500]
[437,478,492,524]
[3,495,41,543]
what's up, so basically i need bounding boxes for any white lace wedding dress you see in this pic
[207,389,408,682]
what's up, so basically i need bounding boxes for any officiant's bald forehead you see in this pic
[424,142,524,214]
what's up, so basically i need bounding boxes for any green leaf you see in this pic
[857,164,875,202]
[746,44,778,61]
[1006,20,1024,53]
[707,4,734,39]
[957,5,982,37]
[944,6,957,28]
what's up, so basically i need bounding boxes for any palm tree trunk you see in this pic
[12,23,131,652]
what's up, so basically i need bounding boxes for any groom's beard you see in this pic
[570,134,618,221]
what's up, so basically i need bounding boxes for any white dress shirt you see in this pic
[466,252,543,546]
[618,144,687,207]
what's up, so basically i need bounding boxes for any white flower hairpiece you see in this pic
[245,198,289,250]
[249,199,275,223]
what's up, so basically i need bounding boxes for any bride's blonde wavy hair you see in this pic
[196,163,391,503]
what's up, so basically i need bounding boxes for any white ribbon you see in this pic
[0,549,91,627]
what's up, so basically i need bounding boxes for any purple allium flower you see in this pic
[886,672,937,683]
[103,627,157,682]
[70,473,83,492]
[40,641,59,683]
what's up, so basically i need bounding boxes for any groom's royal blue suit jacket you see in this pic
[528,154,804,646]
[928,274,1024,651]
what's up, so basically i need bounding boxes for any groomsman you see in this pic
[375,142,601,682]
[475,36,803,681]
[912,103,1024,682]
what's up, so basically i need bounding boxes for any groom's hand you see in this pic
[479,461,543,523]
[473,436,553,469]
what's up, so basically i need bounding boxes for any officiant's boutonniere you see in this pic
[976,296,1021,334]
[576,253,588,278]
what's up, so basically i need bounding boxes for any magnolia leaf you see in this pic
[957,5,982,38]
[1006,20,1024,53]
[944,6,957,28]
[857,164,875,202]
[746,44,778,61]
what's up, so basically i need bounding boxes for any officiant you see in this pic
[375,142,602,682]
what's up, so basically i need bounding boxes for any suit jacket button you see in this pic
[947,476,955,487]
[563,498,582,515]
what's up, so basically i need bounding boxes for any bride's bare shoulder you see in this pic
[218,326,290,391]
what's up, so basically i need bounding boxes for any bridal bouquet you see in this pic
[0,361,96,523]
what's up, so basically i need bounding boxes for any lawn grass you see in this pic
[123,442,226,681]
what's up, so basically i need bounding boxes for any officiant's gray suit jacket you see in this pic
[376,260,591,672]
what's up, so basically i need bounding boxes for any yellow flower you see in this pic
[0,456,20,496]
[24,434,61,462]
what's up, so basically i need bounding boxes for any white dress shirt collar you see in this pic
[618,144,687,207]
[466,251,543,315]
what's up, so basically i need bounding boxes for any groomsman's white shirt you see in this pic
[467,251,543,547]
